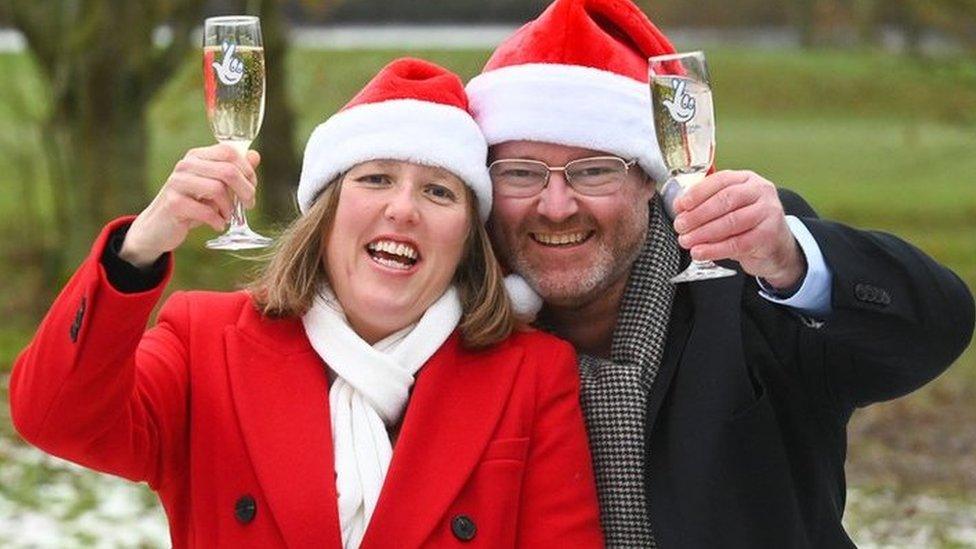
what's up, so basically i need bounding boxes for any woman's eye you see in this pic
[425,184,458,202]
[356,174,390,185]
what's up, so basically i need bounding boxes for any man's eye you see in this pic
[504,169,537,178]
[576,167,614,177]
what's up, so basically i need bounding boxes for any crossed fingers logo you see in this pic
[213,42,244,86]
[663,79,696,124]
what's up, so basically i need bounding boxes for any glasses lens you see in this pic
[490,161,549,197]
[567,158,627,196]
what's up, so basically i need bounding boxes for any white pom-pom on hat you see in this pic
[504,274,543,322]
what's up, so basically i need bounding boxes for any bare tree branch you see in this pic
[145,0,206,99]
[5,2,61,78]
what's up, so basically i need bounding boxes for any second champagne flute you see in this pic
[203,15,272,250]
[649,50,735,283]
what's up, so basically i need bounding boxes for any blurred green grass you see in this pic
[1,45,974,510]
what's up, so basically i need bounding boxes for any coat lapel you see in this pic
[644,283,693,435]
[225,306,342,549]
[645,269,745,434]
[361,334,524,549]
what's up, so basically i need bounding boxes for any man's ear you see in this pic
[638,170,656,201]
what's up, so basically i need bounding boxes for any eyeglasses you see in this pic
[488,156,638,198]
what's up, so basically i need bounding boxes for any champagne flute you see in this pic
[649,50,735,283]
[203,16,272,250]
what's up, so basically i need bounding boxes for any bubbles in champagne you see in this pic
[650,75,715,185]
[204,45,266,144]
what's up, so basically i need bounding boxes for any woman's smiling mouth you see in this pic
[366,238,421,271]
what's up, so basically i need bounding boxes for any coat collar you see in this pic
[225,303,342,548]
[362,335,524,548]
[225,300,524,548]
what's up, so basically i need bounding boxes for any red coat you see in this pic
[9,218,604,548]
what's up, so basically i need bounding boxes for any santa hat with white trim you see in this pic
[297,57,492,220]
[466,0,675,185]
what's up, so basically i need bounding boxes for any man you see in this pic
[466,0,975,547]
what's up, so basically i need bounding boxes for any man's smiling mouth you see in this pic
[530,231,594,247]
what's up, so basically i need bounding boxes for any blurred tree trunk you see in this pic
[893,0,925,56]
[2,0,204,287]
[852,0,881,47]
[236,0,344,224]
[899,0,976,58]
[793,0,819,48]
[253,0,302,222]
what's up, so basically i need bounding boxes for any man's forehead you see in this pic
[489,140,615,163]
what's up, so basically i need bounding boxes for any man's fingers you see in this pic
[674,183,762,235]
[689,217,778,262]
[673,170,750,214]
[690,233,748,262]
[677,201,766,250]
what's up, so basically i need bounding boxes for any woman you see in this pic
[9,58,603,548]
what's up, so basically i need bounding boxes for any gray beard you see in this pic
[522,233,647,310]
[496,207,651,310]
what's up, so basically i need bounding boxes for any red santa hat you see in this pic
[466,0,675,184]
[298,58,492,220]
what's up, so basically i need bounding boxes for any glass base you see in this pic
[206,227,273,250]
[670,260,737,283]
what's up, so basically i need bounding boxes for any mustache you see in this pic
[521,215,595,234]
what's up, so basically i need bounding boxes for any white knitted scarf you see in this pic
[302,285,462,549]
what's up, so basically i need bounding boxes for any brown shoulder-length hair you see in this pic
[247,177,516,349]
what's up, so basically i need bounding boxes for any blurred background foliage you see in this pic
[0,0,974,546]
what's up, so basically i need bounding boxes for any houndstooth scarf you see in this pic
[576,197,680,548]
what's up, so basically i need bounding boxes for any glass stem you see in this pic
[230,199,249,231]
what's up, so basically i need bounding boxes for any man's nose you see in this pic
[384,184,420,225]
[536,172,579,222]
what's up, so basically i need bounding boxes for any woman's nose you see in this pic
[384,184,421,225]
[536,172,579,222]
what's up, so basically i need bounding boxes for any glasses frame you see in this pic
[488,156,638,198]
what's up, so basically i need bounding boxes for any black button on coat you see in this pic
[451,514,476,541]
[235,495,257,524]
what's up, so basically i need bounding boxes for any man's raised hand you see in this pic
[671,170,805,290]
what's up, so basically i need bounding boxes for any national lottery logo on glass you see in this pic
[212,42,246,86]
[202,15,272,251]
[649,51,735,283]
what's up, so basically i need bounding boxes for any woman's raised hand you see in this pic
[120,144,259,268]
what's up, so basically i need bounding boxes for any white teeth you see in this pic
[372,255,411,270]
[533,231,589,246]
[367,239,418,260]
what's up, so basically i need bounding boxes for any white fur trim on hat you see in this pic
[504,274,543,322]
[466,63,668,184]
[298,99,493,220]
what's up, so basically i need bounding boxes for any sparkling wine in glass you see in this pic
[649,51,735,283]
[203,15,272,250]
